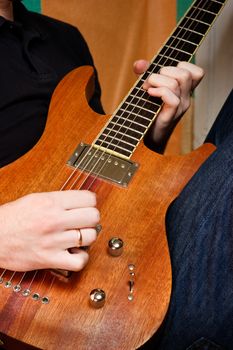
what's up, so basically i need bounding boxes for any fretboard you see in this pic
[94,0,227,159]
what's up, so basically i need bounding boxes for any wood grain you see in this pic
[0,67,215,349]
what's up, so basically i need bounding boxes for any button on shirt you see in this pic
[0,0,103,167]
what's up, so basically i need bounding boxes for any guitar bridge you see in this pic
[67,143,139,187]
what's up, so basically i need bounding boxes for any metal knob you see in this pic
[89,289,106,308]
[108,237,124,257]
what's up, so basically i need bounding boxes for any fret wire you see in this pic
[193,5,217,15]
[179,26,204,37]
[172,35,198,47]
[113,115,149,129]
[164,44,193,55]
[129,94,161,108]
[157,54,181,62]
[186,16,212,26]
[212,0,224,3]
[119,108,152,122]
[94,0,225,158]
[99,134,137,148]
[109,121,144,136]
[104,129,139,142]
[95,140,133,155]
[123,102,158,116]
[119,102,157,116]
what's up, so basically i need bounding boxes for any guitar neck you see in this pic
[94,0,227,159]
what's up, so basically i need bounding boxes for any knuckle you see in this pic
[179,70,192,85]
[170,79,179,91]
[196,67,205,79]
[72,254,89,271]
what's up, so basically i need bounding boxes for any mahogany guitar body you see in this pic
[0,67,215,349]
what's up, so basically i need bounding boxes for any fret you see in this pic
[186,16,209,28]
[116,110,152,127]
[145,63,161,74]
[131,87,162,107]
[211,0,225,4]
[108,122,144,138]
[111,116,147,133]
[125,102,154,115]
[182,17,209,34]
[188,9,216,26]
[167,37,197,55]
[194,0,223,13]
[94,140,132,158]
[140,71,151,80]
[128,94,161,109]
[159,47,192,62]
[120,105,152,121]
[98,133,138,148]
[146,67,163,74]
[164,44,192,56]
[171,35,198,47]
[193,5,217,16]
[119,103,154,120]
[155,55,180,66]
[125,94,160,113]
[104,128,139,142]
[173,27,203,45]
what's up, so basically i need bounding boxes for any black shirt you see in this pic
[0,0,103,167]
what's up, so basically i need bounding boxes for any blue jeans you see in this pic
[141,89,233,350]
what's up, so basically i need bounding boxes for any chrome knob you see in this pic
[89,289,106,308]
[108,237,124,257]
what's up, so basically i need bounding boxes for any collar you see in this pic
[0,0,47,40]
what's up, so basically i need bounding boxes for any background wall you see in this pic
[194,0,233,147]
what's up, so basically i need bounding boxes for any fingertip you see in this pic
[133,59,150,75]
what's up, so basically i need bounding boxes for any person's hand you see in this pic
[0,190,99,272]
[133,60,204,152]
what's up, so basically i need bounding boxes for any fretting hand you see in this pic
[133,60,204,152]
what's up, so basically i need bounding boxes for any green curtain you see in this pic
[22,0,41,13]
[177,0,193,21]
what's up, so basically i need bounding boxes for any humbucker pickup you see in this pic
[67,142,139,187]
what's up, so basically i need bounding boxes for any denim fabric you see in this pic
[140,90,233,350]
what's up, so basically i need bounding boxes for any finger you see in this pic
[157,66,192,107]
[148,86,180,124]
[177,61,204,89]
[56,228,97,249]
[133,59,150,75]
[48,190,97,210]
[43,228,96,249]
[143,73,180,97]
[52,249,90,271]
[62,207,100,229]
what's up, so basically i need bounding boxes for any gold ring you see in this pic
[76,229,82,247]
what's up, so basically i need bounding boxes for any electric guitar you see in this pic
[0,0,228,349]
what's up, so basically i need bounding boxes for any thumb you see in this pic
[133,59,150,75]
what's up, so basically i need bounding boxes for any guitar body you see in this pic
[0,66,215,349]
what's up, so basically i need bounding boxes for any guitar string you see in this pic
[21,270,38,296]
[5,0,222,298]
[45,0,216,296]
[13,271,27,292]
